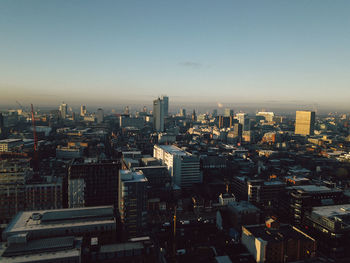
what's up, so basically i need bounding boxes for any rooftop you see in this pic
[0,139,22,144]
[288,185,341,193]
[311,204,350,219]
[120,170,148,183]
[3,206,115,239]
[156,145,188,156]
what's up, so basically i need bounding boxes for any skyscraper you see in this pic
[295,111,315,136]
[224,108,234,117]
[236,113,250,131]
[118,170,148,237]
[180,108,186,117]
[153,97,165,132]
[97,108,104,123]
[161,95,169,116]
[80,105,87,116]
[59,103,68,119]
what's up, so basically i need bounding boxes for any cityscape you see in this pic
[1,1,350,263]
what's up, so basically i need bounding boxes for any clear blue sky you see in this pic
[0,0,350,110]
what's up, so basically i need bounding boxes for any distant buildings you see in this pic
[256,111,274,122]
[153,97,165,132]
[59,102,68,119]
[162,95,169,116]
[96,108,104,123]
[295,110,315,136]
[236,113,250,131]
[153,145,201,189]
[224,108,234,117]
[80,105,87,116]
[118,170,148,237]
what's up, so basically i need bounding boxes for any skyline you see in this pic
[1,1,350,110]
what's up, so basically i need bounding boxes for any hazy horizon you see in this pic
[1,1,350,111]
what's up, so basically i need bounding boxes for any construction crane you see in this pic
[31,104,38,171]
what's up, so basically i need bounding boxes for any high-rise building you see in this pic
[224,108,234,117]
[153,98,165,132]
[295,110,315,136]
[256,111,274,122]
[218,116,236,128]
[68,160,120,208]
[192,109,196,121]
[161,95,169,116]
[124,106,130,115]
[96,108,104,123]
[236,113,250,131]
[180,108,186,117]
[80,105,87,116]
[59,103,68,119]
[153,145,202,189]
[118,170,148,237]
[212,109,218,118]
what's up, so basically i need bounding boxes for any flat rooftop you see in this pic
[3,206,115,238]
[288,185,341,193]
[0,139,22,144]
[311,204,350,218]
[243,224,313,243]
[120,170,147,183]
[156,145,188,156]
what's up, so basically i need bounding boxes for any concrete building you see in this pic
[118,170,148,237]
[242,222,316,263]
[25,176,63,211]
[68,160,120,208]
[228,201,260,230]
[236,113,250,131]
[256,112,274,122]
[96,108,104,123]
[80,105,87,116]
[59,103,68,119]
[119,115,145,129]
[161,95,169,116]
[305,204,350,260]
[224,108,234,117]
[295,111,315,136]
[153,145,202,189]
[0,158,32,226]
[0,139,22,152]
[153,97,165,132]
[2,206,116,243]
[56,146,83,159]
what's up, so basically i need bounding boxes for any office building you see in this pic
[305,204,350,260]
[236,113,250,131]
[0,139,22,152]
[242,221,316,263]
[180,108,186,117]
[161,95,169,116]
[224,108,234,117]
[59,103,68,119]
[256,111,274,122]
[153,97,165,132]
[68,160,120,208]
[96,108,104,123]
[279,185,345,225]
[56,145,83,159]
[0,113,4,138]
[25,176,63,210]
[218,116,236,128]
[295,110,315,136]
[118,170,148,237]
[2,206,116,243]
[0,158,32,226]
[153,145,201,189]
[80,105,87,116]
[119,115,145,129]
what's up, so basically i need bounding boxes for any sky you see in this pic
[0,0,350,111]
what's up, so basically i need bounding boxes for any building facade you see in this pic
[295,111,315,136]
